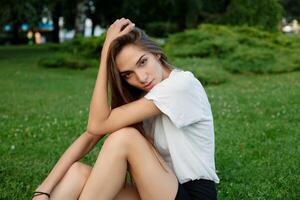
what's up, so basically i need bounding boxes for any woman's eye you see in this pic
[124,73,131,79]
[140,58,147,66]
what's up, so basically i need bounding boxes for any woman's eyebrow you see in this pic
[120,54,146,74]
[135,54,146,66]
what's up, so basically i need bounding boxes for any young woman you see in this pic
[32,18,219,200]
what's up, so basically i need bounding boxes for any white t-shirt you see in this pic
[143,68,220,184]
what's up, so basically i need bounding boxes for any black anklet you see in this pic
[32,191,50,198]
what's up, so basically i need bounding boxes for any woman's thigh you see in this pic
[118,127,179,200]
[114,182,141,200]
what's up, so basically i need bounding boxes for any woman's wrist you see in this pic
[32,191,50,199]
[101,43,110,57]
[35,184,51,194]
[33,184,51,199]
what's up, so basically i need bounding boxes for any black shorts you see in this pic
[175,179,217,200]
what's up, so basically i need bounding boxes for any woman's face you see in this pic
[116,44,172,92]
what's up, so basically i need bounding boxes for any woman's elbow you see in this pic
[86,123,106,136]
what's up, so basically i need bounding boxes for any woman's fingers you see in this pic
[104,18,135,48]
[117,19,132,31]
[121,22,135,33]
[111,18,132,29]
[114,19,120,23]
[119,18,134,32]
[111,18,128,28]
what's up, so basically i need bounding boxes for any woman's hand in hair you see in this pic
[103,18,135,51]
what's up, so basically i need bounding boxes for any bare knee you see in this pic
[105,127,141,147]
[67,162,91,180]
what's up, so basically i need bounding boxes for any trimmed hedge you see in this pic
[39,34,106,70]
[172,57,230,85]
[164,24,300,74]
[38,54,98,70]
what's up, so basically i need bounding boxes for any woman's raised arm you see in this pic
[87,18,135,135]
[33,131,103,199]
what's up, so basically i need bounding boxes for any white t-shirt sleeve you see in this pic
[144,70,212,129]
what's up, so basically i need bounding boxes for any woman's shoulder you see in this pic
[148,67,200,93]
[170,67,196,80]
[169,68,200,88]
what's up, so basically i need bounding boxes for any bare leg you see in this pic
[51,162,91,200]
[79,127,178,200]
[50,161,141,200]
[79,130,129,200]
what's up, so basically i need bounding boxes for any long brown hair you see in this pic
[106,27,175,184]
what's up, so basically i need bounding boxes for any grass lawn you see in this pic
[0,45,299,199]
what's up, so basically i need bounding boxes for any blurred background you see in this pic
[0,0,300,44]
[0,0,299,199]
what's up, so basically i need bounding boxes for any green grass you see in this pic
[0,45,299,199]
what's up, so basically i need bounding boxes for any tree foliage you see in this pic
[221,0,283,32]
[281,0,300,20]
[0,0,286,44]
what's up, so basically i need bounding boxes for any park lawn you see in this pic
[0,45,299,199]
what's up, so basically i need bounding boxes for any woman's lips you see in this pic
[144,80,153,89]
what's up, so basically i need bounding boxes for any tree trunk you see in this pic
[12,21,21,44]
[91,15,97,36]
[51,2,62,43]
[52,15,60,43]
[75,0,87,37]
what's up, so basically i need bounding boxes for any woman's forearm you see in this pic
[35,131,103,193]
[87,45,111,134]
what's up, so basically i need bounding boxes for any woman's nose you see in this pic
[136,71,148,83]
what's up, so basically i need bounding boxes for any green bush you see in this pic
[232,26,300,49]
[171,57,230,85]
[48,34,106,59]
[167,38,237,58]
[38,54,98,70]
[164,24,300,74]
[165,27,237,58]
[70,35,106,58]
[42,34,105,70]
[223,47,276,74]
